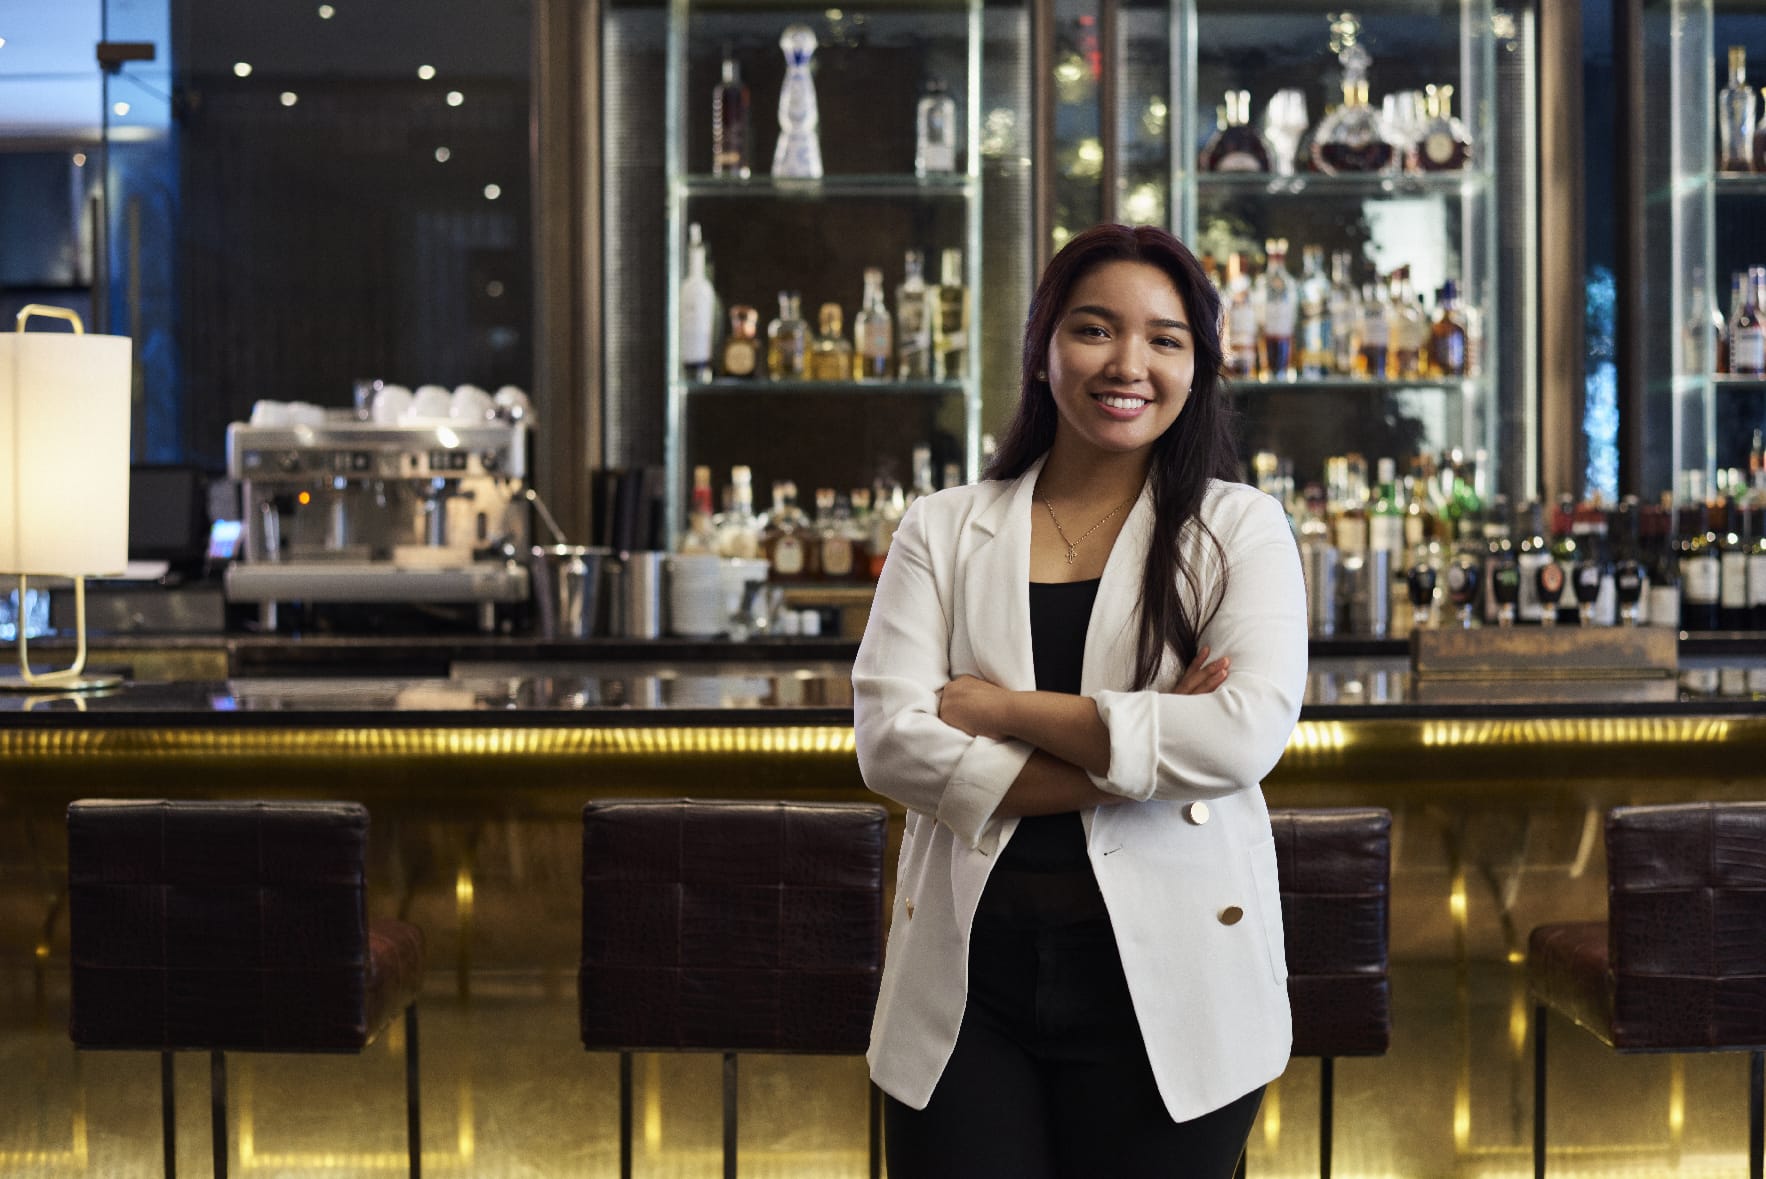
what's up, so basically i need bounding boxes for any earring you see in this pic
[1036,370,1048,381]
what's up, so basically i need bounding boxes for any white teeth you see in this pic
[1097,395,1146,410]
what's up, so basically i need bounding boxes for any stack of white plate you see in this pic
[666,553,727,637]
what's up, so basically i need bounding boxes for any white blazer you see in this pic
[852,455,1308,1123]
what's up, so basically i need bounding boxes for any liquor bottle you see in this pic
[772,25,823,180]
[1388,268,1427,379]
[1328,251,1361,375]
[1226,253,1260,379]
[1200,90,1272,172]
[713,465,763,558]
[1411,83,1471,172]
[896,249,932,380]
[762,481,812,580]
[813,489,854,581]
[915,77,958,177]
[1726,270,1750,376]
[1611,497,1648,625]
[1645,499,1682,629]
[868,480,905,579]
[678,464,718,553]
[808,303,853,380]
[1487,498,1522,626]
[1297,245,1332,379]
[1679,499,1721,630]
[1547,495,1580,625]
[1428,279,1470,377]
[1752,428,1766,492]
[679,223,717,381]
[712,52,752,178]
[1257,239,1298,381]
[1297,490,1340,638]
[1748,497,1766,628]
[846,487,875,579]
[1368,457,1406,559]
[906,445,938,508]
[932,248,970,381]
[1359,280,1390,378]
[722,305,760,379]
[1513,500,1552,624]
[1312,43,1398,175]
[1720,46,1755,174]
[1720,498,1750,630]
[766,291,809,379]
[1684,266,1715,376]
[853,267,894,380]
[1732,267,1766,377]
[1570,512,1610,626]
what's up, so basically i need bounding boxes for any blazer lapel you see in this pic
[957,457,1043,692]
[1082,484,1154,696]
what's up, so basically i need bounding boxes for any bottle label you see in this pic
[723,339,757,378]
[1734,326,1766,373]
[1684,556,1720,604]
[1263,301,1297,337]
[1647,584,1680,628]
[1214,151,1264,172]
[773,534,805,576]
[1369,515,1404,554]
[1722,551,1749,607]
[1751,552,1766,606]
[822,536,853,578]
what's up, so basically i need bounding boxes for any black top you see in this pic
[997,578,1101,872]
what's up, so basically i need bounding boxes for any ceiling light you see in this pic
[446,90,464,107]
[434,147,451,162]
[483,184,501,200]
[317,4,335,17]
[112,101,130,117]
[417,65,436,80]
[233,62,252,77]
[280,92,298,106]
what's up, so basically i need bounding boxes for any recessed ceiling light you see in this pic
[280,91,299,106]
[483,184,501,200]
[317,4,335,17]
[417,65,436,80]
[234,62,253,77]
[446,90,464,107]
[434,146,452,162]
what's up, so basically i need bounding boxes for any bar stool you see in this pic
[67,799,427,1179]
[1529,801,1766,1178]
[1241,807,1393,1179]
[579,798,887,1179]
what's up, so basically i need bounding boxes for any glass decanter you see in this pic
[1311,42,1397,175]
[772,24,823,180]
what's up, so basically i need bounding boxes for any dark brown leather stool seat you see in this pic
[1529,801,1766,1178]
[1244,807,1392,1179]
[580,798,887,1179]
[68,799,426,1179]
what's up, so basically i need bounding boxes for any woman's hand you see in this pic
[1173,645,1229,695]
[938,674,1011,740]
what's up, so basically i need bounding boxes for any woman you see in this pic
[852,223,1307,1177]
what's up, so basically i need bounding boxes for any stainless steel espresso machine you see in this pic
[224,414,531,631]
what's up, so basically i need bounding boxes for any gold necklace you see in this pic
[1042,493,1136,565]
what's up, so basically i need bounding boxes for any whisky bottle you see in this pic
[1411,83,1471,172]
[808,303,854,381]
[1720,46,1755,174]
[1359,281,1390,378]
[679,223,717,381]
[915,77,958,177]
[1225,253,1260,379]
[766,291,809,379]
[1388,268,1426,379]
[717,306,757,379]
[896,249,932,380]
[712,52,752,179]
[763,480,812,580]
[678,464,718,553]
[868,481,905,579]
[1312,44,1397,175]
[1297,245,1332,379]
[713,465,763,559]
[814,488,855,581]
[1200,90,1272,172]
[932,248,970,381]
[853,267,894,380]
[1256,239,1297,381]
[1737,267,1766,376]
[1428,279,1470,376]
[1328,251,1361,376]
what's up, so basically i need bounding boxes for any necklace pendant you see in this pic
[1065,545,1077,565]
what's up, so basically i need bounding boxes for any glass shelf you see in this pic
[1713,173,1766,195]
[1191,169,1492,200]
[1225,376,1484,394]
[677,378,967,394]
[676,174,977,199]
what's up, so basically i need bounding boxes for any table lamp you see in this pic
[0,305,132,692]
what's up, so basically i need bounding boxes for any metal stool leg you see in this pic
[405,1004,422,1179]
[160,1050,177,1179]
[1751,1050,1763,1179]
[1533,1004,1547,1179]
[618,1052,634,1179]
[1319,1057,1334,1179]
[722,1052,738,1179]
[210,1050,228,1179]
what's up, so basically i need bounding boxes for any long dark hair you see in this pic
[985,223,1242,687]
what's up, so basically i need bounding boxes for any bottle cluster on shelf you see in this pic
[676,444,969,582]
[1268,448,1766,638]
[709,34,959,181]
[1200,32,1471,177]
[1208,241,1478,383]
[1689,262,1766,376]
[680,230,971,384]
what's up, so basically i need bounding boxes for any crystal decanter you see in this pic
[772,24,823,179]
[1311,42,1397,175]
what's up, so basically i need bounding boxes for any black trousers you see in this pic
[884,866,1265,1179]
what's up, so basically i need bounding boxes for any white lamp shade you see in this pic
[0,330,132,576]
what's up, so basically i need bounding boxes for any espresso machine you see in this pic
[224,413,531,631]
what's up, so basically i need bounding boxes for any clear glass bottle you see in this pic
[1358,280,1390,378]
[721,305,760,379]
[766,291,808,379]
[1200,90,1272,173]
[932,248,970,381]
[772,25,823,180]
[808,303,854,381]
[1720,45,1755,174]
[1311,44,1398,175]
[1388,267,1427,379]
[906,445,937,508]
[712,52,751,179]
[853,267,894,380]
[896,249,931,380]
[1428,279,1470,377]
[1328,251,1361,376]
[1225,252,1260,379]
[1297,245,1332,379]
[713,465,763,558]
[915,77,958,177]
[1410,83,1471,172]
[679,223,717,381]
[1732,267,1766,377]
[1256,239,1297,381]
[678,464,718,553]
[1683,265,1713,376]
